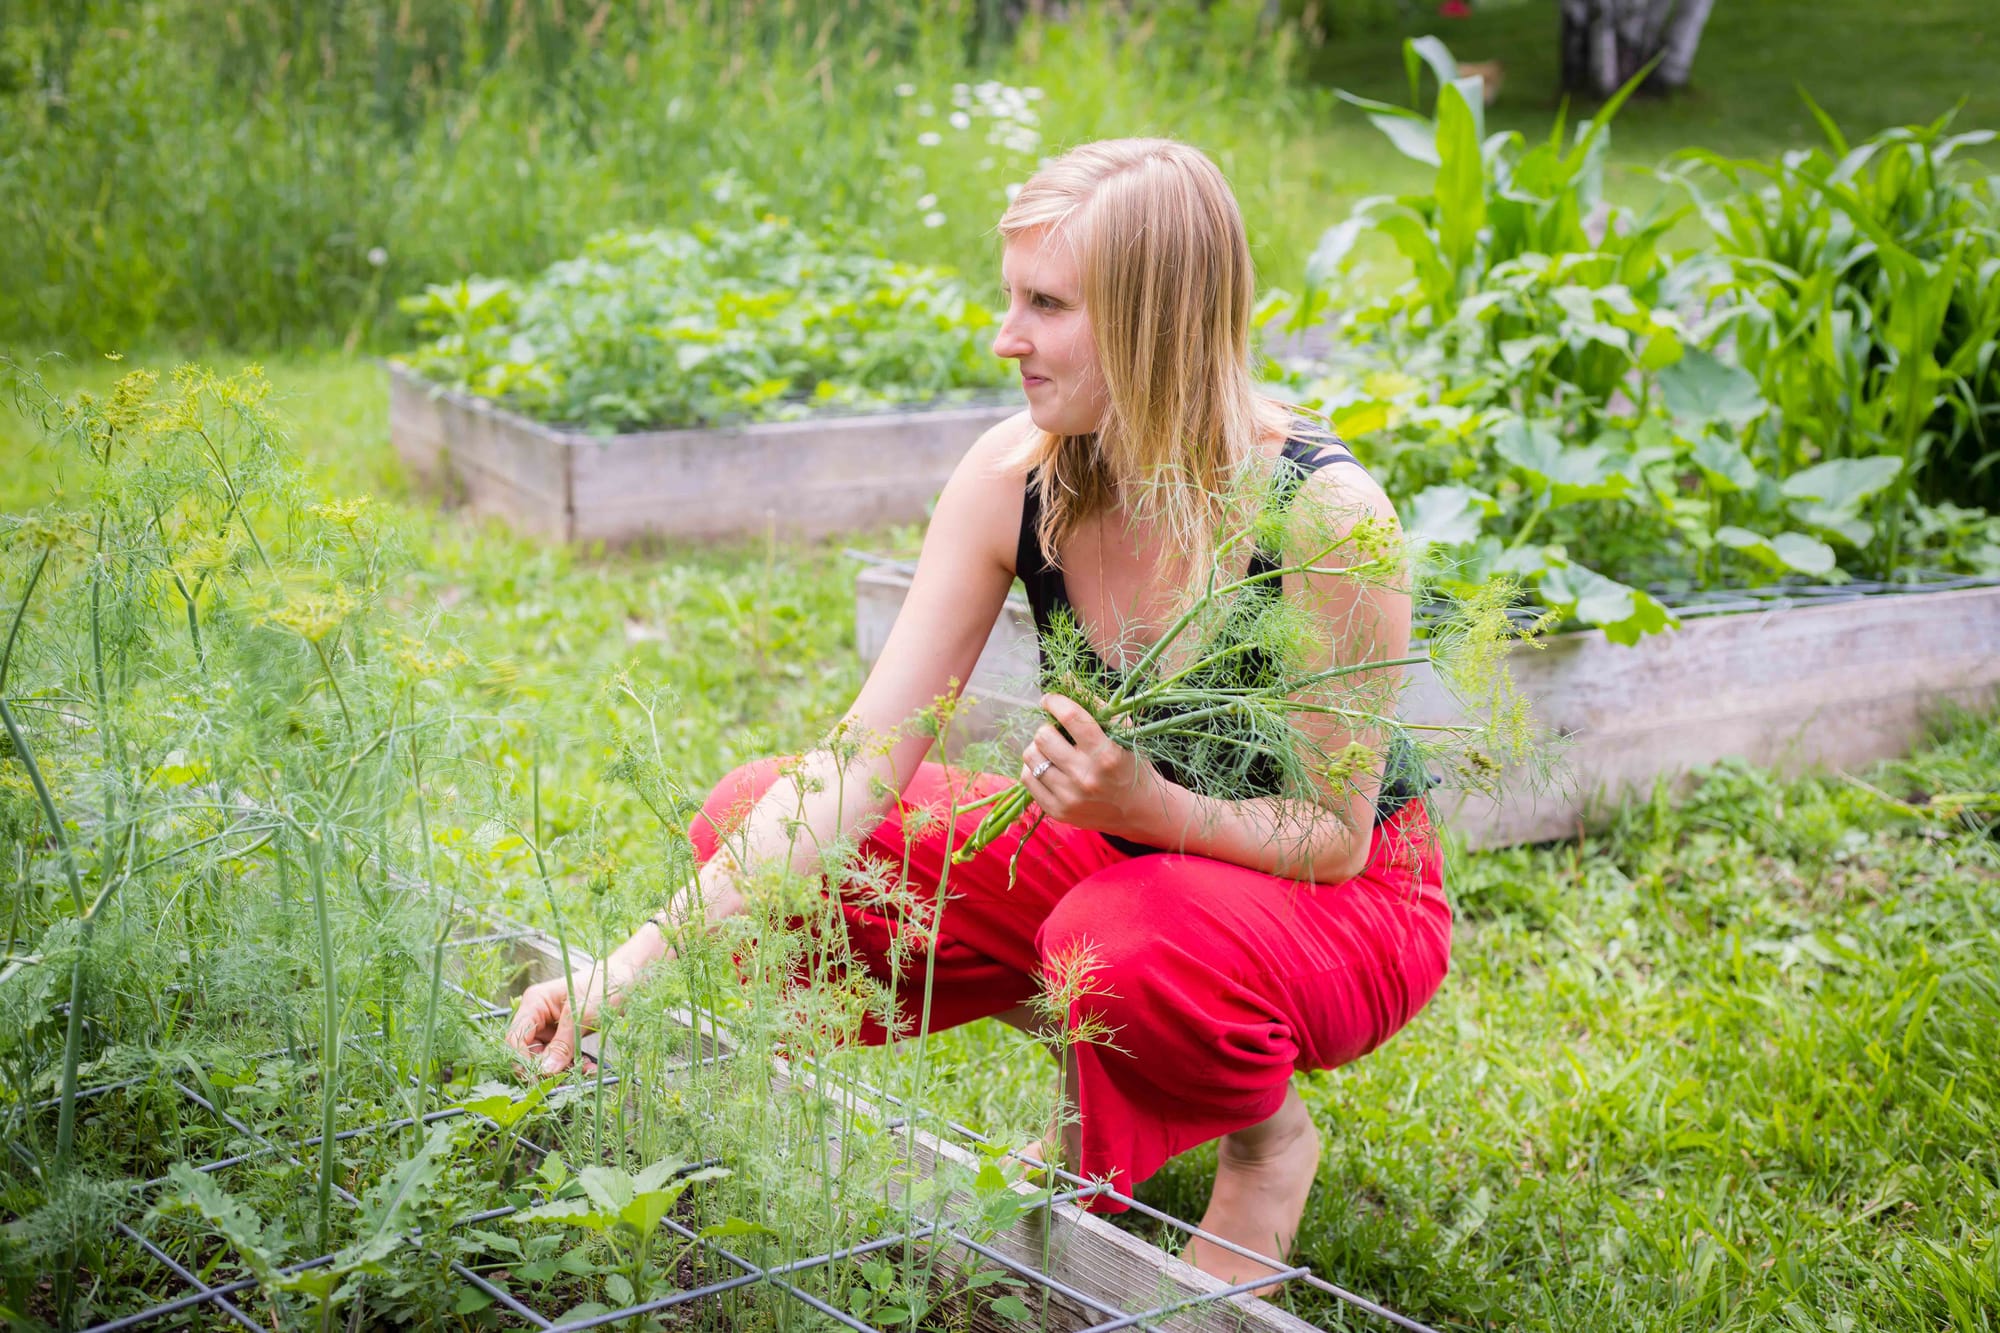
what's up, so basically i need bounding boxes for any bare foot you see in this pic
[1186,1084,1322,1298]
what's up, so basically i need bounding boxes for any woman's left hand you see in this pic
[1020,693,1162,840]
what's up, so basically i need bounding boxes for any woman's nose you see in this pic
[991,313,1031,362]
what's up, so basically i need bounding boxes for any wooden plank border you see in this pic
[853,566,2000,850]
[387,363,1020,545]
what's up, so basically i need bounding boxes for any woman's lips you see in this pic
[1021,374,1049,389]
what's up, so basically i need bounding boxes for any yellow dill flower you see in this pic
[311,496,374,532]
[390,634,465,679]
[264,587,358,642]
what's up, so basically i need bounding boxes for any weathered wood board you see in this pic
[854,565,2000,849]
[387,362,1020,545]
[479,915,1328,1333]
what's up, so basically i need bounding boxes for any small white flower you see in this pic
[923,211,947,228]
[916,192,938,210]
[1024,86,1045,100]
[895,82,916,97]
[1004,183,1023,202]
[366,246,389,268]
[917,131,942,147]
[948,111,971,131]
[916,102,934,117]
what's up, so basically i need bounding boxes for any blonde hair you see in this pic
[998,137,1294,575]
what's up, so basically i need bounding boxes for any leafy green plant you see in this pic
[398,209,1012,433]
[1667,103,2000,530]
[1280,38,2000,641]
[509,1155,731,1323]
[153,1121,462,1332]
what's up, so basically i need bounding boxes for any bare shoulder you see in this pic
[963,408,1040,477]
[925,408,1038,576]
[1301,451,1400,530]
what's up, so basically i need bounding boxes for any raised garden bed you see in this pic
[389,362,1020,545]
[853,560,2000,849]
[40,901,1410,1333]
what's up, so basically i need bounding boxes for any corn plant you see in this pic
[1667,103,2000,547]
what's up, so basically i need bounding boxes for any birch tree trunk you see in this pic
[1558,0,1715,97]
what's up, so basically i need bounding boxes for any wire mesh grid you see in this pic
[23,919,1441,1333]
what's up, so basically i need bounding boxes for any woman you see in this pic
[505,138,1451,1290]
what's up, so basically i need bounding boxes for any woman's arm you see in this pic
[506,414,1033,1070]
[1020,466,1410,886]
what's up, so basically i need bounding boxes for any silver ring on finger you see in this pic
[1031,759,1053,778]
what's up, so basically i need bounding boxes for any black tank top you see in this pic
[1015,428,1432,857]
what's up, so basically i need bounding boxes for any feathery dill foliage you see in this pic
[960,457,1546,867]
[0,370,1093,1329]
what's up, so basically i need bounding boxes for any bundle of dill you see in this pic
[953,466,1540,866]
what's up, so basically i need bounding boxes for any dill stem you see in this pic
[410,729,446,1141]
[0,545,50,694]
[1104,542,1388,712]
[307,831,340,1250]
[310,638,356,737]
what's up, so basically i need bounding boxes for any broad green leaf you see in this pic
[1494,419,1628,502]
[990,1294,1033,1323]
[1691,434,1759,493]
[454,1287,496,1314]
[621,1190,678,1237]
[629,1158,688,1197]
[1716,525,1836,575]
[342,1120,460,1269]
[1540,564,1678,644]
[1333,92,1439,165]
[454,1077,553,1130]
[1435,81,1487,281]
[701,1216,782,1242]
[1305,217,1370,287]
[1789,502,1876,547]
[1781,456,1903,510]
[513,1197,609,1228]
[604,1273,635,1307]
[1368,112,1442,168]
[1405,485,1494,549]
[1659,349,1765,427]
[154,1165,286,1287]
[1330,399,1392,439]
[576,1165,634,1214]
[1772,532,1838,575]
[1406,35,1459,102]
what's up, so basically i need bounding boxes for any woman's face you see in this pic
[993,230,1109,437]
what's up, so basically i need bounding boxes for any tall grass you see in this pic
[1,0,1317,354]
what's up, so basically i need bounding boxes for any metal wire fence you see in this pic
[15,917,1445,1333]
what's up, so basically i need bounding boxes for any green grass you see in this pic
[6,353,1994,1329]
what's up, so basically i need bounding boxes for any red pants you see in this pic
[690,759,1452,1210]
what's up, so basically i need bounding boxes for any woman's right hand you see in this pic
[505,861,747,1075]
[505,951,638,1075]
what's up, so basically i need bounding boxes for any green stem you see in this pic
[0,546,51,695]
[0,698,91,1175]
[1505,492,1552,554]
[1104,545,1390,712]
[307,832,340,1250]
[310,638,355,738]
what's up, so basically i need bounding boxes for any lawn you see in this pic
[4,353,1993,1330]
